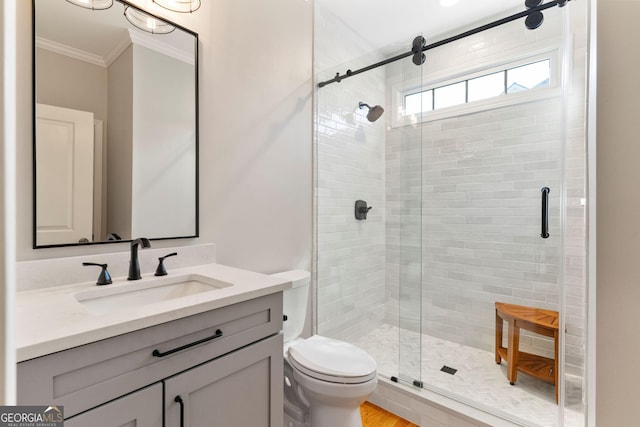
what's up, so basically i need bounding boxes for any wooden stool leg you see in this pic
[507,320,520,385]
[495,310,503,364]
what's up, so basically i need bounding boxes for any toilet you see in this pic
[272,270,377,427]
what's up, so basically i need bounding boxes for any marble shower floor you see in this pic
[352,324,584,427]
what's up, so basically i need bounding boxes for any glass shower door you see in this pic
[392,37,424,387]
[416,16,568,423]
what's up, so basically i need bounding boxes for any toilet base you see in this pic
[284,389,369,427]
[284,359,377,427]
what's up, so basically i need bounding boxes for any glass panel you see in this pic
[314,33,411,391]
[434,81,466,109]
[562,4,588,426]
[507,59,550,93]
[468,71,505,102]
[397,36,423,386]
[418,17,579,427]
[314,43,388,348]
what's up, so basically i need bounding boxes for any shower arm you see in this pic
[317,0,570,88]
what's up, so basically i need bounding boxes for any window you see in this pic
[468,71,505,102]
[434,82,466,109]
[405,90,433,115]
[507,60,550,93]
[403,59,551,115]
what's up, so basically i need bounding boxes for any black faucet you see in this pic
[128,237,151,280]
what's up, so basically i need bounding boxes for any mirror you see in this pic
[33,0,198,248]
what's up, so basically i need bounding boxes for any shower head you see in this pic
[359,101,384,123]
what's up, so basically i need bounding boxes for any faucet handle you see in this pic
[82,262,113,286]
[155,252,178,276]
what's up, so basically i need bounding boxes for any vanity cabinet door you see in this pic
[65,383,162,427]
[164,334,283,427]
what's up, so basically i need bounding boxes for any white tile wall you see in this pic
[315,5,388,342]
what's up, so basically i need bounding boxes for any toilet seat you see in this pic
[288,335,377,384]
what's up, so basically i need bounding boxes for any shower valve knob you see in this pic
[355,200,372,220]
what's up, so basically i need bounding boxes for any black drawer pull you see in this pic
[152,329,223,357]
[175,395,184,427]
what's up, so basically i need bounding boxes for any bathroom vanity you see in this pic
[16,260,290,426]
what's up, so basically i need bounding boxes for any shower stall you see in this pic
[314,1,589,426]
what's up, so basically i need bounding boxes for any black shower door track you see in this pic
[317,0,571,88]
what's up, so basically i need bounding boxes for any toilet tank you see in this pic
[270,270,310,343]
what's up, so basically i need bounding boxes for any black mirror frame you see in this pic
[32,0,199,249]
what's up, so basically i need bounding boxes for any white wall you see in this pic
[132,45,196,239]
[1,0,17,405]
[596,0,640,425]
[198,0,313,273]
[15,0,313,278]
[106,45,133,240]
[35,48,108,123]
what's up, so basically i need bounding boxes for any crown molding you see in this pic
[36,36,106,68]
[36,30,193,69]
[127,29,194,66]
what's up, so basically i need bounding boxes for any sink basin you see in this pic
[73,274,232,314]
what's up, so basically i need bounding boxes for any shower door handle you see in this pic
[541,187,550,239]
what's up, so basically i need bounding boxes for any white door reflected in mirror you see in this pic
[36,104,94,246]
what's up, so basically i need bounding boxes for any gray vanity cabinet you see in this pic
[17,292,283,426]
[65,383,163,427]
[164,334,282,427]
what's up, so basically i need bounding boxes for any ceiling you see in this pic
[319,0,526,53]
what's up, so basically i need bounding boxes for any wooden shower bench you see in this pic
[494,302,559,403]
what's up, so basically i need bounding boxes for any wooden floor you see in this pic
[361,402,419,427]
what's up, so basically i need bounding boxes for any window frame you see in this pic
[390,40,563,128]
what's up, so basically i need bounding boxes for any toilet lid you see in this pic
[288,335,377,384]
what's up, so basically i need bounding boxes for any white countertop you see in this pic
[16,263,291,362]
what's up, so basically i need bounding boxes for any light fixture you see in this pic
[124,6,175,34]
[65,0,113,10]
[152,0,201,13]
